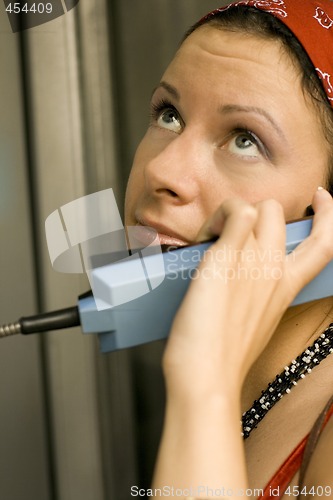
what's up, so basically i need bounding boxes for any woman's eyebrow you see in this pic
[152,81,180,100]
[220,104,286,140]
[151,86,286,140]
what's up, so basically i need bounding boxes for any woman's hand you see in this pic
[152,189,333,499]
[163,189,333,401]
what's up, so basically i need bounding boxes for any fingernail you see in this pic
[316,186,332,199]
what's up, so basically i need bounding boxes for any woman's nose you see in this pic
[143,132,205,205]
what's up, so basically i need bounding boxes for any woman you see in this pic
[125,1,333,497]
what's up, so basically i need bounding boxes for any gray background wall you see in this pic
[0,1,228,499]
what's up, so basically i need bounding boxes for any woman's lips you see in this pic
[134,217,189,247]
[150,232,189,247]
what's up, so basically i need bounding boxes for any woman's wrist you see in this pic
[164,382,242,430]
[152,393,247,497]
[163,353,245,410]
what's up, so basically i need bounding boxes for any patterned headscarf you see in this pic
[201,0,333,106]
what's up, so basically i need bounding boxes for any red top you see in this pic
[259,401,333,499]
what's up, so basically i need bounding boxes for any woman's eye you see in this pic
[226,131,262,158]
[157,108,182,133]
[151,100,183,133]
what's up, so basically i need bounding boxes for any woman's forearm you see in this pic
[152,393,248,499]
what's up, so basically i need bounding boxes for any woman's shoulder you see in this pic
[303,402,333,491]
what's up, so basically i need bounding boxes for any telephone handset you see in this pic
[79,215,333,352]
[2,215,332,350]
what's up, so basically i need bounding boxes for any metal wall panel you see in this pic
[20,8,106,500]
[0,4,51,499]
[20,2,137,498]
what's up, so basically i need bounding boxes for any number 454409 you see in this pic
[5,3,53,14]
[284,486,332,496]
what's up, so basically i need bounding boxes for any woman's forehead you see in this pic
[173,25,291,71]
[163,27,300,101]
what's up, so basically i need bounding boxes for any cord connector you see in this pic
[0,306,80,339]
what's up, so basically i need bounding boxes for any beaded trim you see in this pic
[242,323,333,439]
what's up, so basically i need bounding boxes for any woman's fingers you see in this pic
[286,188,333,293]
[196,198,286,249]
[194,190,333,307]
[195,198,258,248]
[253,199,286,250]
[195,199,287,281]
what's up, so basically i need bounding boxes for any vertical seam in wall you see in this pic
[18,29,58,500]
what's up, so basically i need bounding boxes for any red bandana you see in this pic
[201,0,333,106]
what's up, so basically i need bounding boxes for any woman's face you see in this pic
[125,26,330,245]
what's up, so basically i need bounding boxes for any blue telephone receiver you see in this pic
[79,217,333,353]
